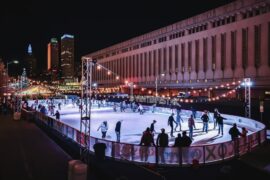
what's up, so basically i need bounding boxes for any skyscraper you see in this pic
[47,38,59,81]
[24,44,37,78]
[61,34,74,80]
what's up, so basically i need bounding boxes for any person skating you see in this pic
[213,108,219,129]
[175,107,184,132]
[150,120,157,135]
[216,113,226,135]
[138,104,144,115]
[201,110,209,133]
[115,120,123,142]
[188,115,196,140]
[97,121,109,138]
[113,103,117,112]
[168,113,177,137]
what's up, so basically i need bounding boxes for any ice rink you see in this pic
[37,102,252,146]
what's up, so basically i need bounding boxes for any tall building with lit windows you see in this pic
[84,0,270,97]
[24,44,37,78]
[61,34,74,80]
[47,38,59,81]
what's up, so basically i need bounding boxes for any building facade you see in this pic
[84,0,270,96]
[47,38,59,81]
[24,44,37,78]
[61,34,74,80]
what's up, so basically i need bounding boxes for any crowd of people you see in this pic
[13,97,251,163]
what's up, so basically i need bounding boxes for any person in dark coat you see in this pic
[229,123,241,141]
[201,111,209,133]
[213,108,219,129]
[181,131,192,147]
[173,133,182,147]
[156,128,169,163]
[150,120,157,135]
[55,110,60,121]
[115,120,123,142]
[168,113,176,137]
[216,114,226,135]
[139,128,155,162]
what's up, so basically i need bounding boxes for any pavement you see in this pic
[0,112,72,180]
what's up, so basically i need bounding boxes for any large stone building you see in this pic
[84,0,270,97]
[61,34,74,81]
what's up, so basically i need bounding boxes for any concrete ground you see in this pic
[0,112,72,180]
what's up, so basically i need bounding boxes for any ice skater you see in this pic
[168,113,177,137]
[150,120,157,135]
[113,103,117,112]
[216,113,226,135]
[115,120,123,142]
[97,121,109,138]
[201,110,209,133]
[188,115,196,140]
[213,108,219,129]
[138,104,144,115]
[175,110,184,132]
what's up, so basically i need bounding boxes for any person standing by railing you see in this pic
[55,110,60,121]
[139,127,155,162]
[156,128,169,164]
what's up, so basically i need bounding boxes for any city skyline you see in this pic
[0,0,234,76]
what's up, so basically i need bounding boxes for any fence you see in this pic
[21,105,266,166]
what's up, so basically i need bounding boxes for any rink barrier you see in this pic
[21,105,266,166]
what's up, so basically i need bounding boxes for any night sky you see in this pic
[0,0,235,76]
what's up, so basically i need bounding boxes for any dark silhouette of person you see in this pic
[229,123,241,141]
[115,120,123,142]
[139,128,155,162]
[216,114,226,135]
[168,113,176,137]
[150,120,157,135]
[156,128,169,163]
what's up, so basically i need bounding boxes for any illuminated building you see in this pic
[47,38,59,81]
[24,44,37,78]
[84,0,270,97]
[61,34,74,81]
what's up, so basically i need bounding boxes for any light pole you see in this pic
[6,60,19,76]
[5,60,19,94]
[155,73,165,97]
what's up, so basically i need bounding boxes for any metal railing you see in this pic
[21,105,266,166]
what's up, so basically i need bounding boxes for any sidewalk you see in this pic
[240,140,270,175]
[0,113,72,180]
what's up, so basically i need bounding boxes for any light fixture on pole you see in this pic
[155,73,165,97]
[6,60,19,76]
[5,60,19,94]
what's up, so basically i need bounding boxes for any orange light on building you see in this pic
[97,65,101,70]
[47,43,51,70]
